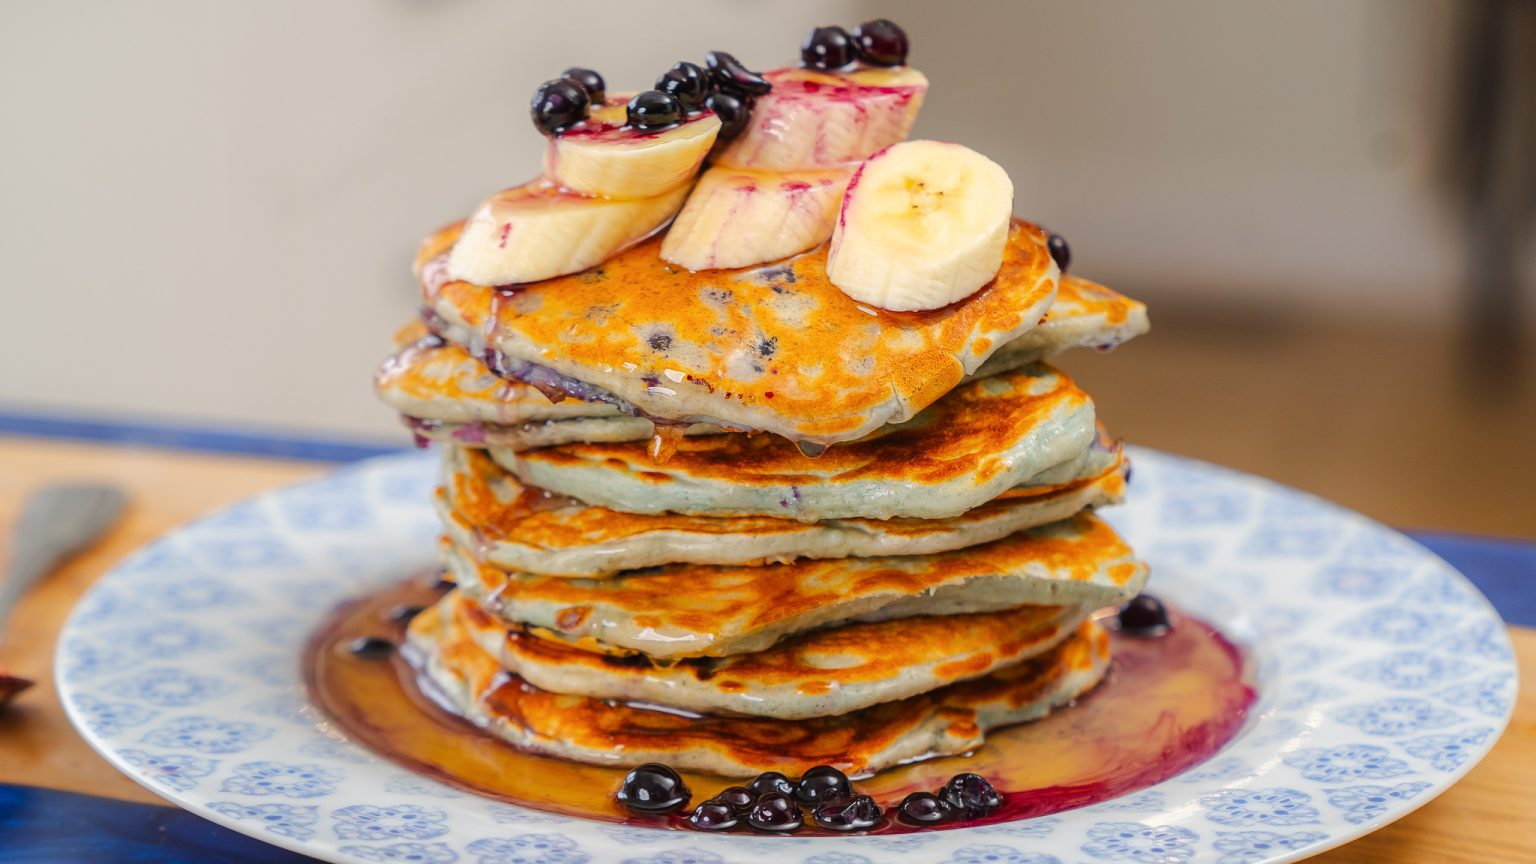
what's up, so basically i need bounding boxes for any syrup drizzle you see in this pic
[306,575,1254,834]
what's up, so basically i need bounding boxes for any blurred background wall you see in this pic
[1,0,1532,534]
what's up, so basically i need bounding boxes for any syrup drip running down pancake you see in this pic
[438,437,1126,576]
[492,364,1096,522]
[429,590,1090,719]
[443,509,1146,659]
[376,275,1148,452]
[416,219,1059,447]
[406,600,1111,776]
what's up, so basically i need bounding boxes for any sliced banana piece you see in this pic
[712,67,927,171]
[827,140,1014,312]
[544,110,720,200]
[446,179,689,286]
[661,165,852,271]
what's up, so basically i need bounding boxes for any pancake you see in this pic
[446,509,1143,659]
[492,364,1096,522]
[439,439,1126,576]
[406,603,1110,776]
[973,275,1150,377]
[380,275,1146,452]
[431,589,1090,719]
[416,219,1059,448]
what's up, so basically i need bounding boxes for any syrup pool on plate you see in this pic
[306,574,1255,834]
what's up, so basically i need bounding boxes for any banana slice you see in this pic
[446,179,689,286]
[827,140,1014,312]
[661,165,852,271]
[712,67,927,171]
[544,106,720,200]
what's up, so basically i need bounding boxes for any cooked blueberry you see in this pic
[616,763,691,813]
[715,785,754,814]
[938,773,1002,817]
[801,25,854,70]
[705,50,771,95]
[430,574,455,593]
[1117,594,1170,636]
[704,90,751,140]
[1047,233,1071,272]
[812,794,882,831]
[746,792,802,832]
[852,19,909,66]
[688,800,738,831]
[897,790,953,824]
[387,604,423,624]
[560,67,605,104]
[530,78,590,136]
[348,636,393,659]
[626,90,684,131]
[794,765,851,806]
[746,771,795,799]
[655,61,711,112]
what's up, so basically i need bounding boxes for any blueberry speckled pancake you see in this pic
[382,275,1144,451]
[439,439,1125,576]
[416,219,1059,448]
[444,510,1146,658]
[490,364,1095,522]
[973,275,1150,378]
[406,604,1109,775]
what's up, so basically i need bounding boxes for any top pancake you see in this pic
[416,218,1059,447]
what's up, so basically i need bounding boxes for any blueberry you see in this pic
[430,575,455,593]
[387,604,423,624]
[794,765,850,806]
[348,636,393,659]
[746,771,795,799]
[897,790,953,824]
[530,78,590,136]
[801,25,854,70]
[746,791,802,832]
[812,794,882,831]
[626,90,683,131]
[852,19,909,66]
[705,50,771,95]
[1117,594,1171,636]
[703,91,751,140]
[561,67,605,104]
[615,763,691,813]
[714,786,754,814]
[655,61,711,112]
[938,773,1002,818]
[688,800,738,831]
[1047,233,1071,272]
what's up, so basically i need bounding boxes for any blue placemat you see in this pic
[1,530,1529,863]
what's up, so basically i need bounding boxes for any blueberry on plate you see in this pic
[705,50,771,95]
[746,791,803,832]
[655,61,711,112]
[1117,594,1171,636]
[812,794,882,831]
[746,771,795,799]
[801,25,854,70]
[714,785,754,814]
[897,790,953,824]
[851,19,909,66]
[938,773,1002,818]
[560,67,605,104]
[530,78,590,136]
[626,90,684,131]
[703,90,751,140]
[688,799,738,831]
[794,765,851,806]
[616,763,691,813]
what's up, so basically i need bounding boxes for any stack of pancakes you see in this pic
[376,220,1150,776]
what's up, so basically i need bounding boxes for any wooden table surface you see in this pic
[0,436,1532,862]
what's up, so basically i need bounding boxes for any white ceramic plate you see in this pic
[57,447,1517,864]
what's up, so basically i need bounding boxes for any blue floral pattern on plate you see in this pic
[55,448,1517,864]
